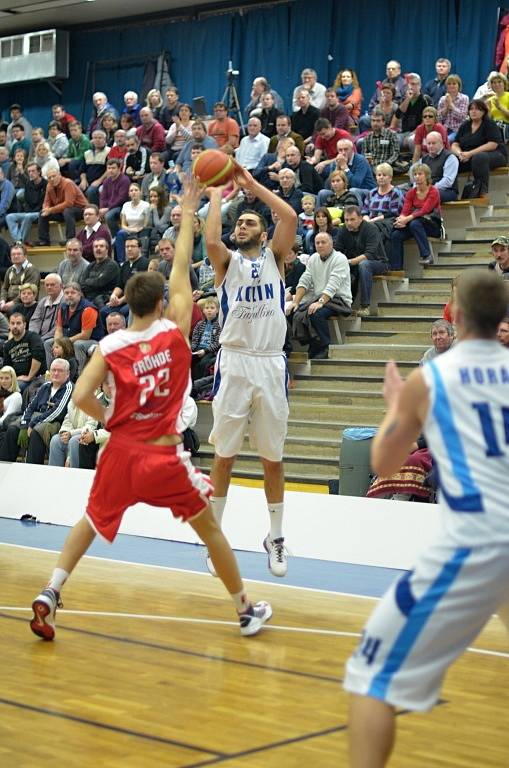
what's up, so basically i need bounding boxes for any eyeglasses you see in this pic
[423,113,435,118]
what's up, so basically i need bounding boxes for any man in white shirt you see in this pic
[235,118,270,171]
[292,68,327,111]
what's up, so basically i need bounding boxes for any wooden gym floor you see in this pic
[1,543,508,767]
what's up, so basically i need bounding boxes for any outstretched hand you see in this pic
[383,360,404,407]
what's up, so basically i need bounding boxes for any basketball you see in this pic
[192,149,235,187]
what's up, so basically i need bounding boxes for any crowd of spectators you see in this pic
[0,54,508,467]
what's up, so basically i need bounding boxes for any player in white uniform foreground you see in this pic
[345,269,509,767]
[30,180,272,641]
[205,161,297,577]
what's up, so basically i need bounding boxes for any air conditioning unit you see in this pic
[0,29,69,85]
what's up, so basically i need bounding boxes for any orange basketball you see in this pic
[192,149,235,187]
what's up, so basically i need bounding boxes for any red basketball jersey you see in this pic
[99,318,191,441]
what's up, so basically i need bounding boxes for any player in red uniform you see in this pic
[30,180,272,640]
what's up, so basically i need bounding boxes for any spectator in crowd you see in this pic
[99,112,118,147]
[267,115,305,154]
[363,163,405,218]
[283,243,306,325]
[0,147,11,177]
[419,319,454,363]
[140,153,167,200]
[419,131,459,202]
[105,312,127,334]
[9,123,31,159]
[165,102,194,159]
[156,238,199,291]
[108,129,128,163]
[6,162,46,245]
[391,163,441,268]
[81,238,120,310]
[57,240,90,286]
[369,60,407,110]
[310,118,352,173]
[122,90,142,126]
[119,113,134,132]
[489,235,509,278]
[2,311,46,391]
[292,68,326,111]
[98,158,130,235]
[437,74,469,141]
[37,168,87,245]
[253,136,295,191]
[236,117,270,171]
[244,76,285,120]
[0,357,72,464]
[335,205,388,316]
[100,235,148,326]
[7,104,33,147]
[160,86,181,129]
[257,92,281,138]
[362,110,400,169]
[51,104,78,137]
[290,231,352,359]
[79,129,110,204]
[136,107,166,152]
[321,138,376,204]
[162,205,182,241]
[76,381,112,469]
[442,276,457,325]
[124,133,151,183]
[7,148,28,201]
[49,281,104,371]
[115,183,150,264]
[320,88,352,131]
[47,121,69,159]
[48,389,99,468]
[29,273,63,345]
[316,169,359,222]
[486,71,509,140]
[175,121,217,174]
[87,92,118,136]
[298,194,316,235]
[58,121,91,180]
[34,141,60,179]
[208,102,240,148]
[332,68,363,122]
[390,73,431,151]
[0,243,40,315]
[49,337,78,383]
[304,206,340,254]
[191,297,221,380]
[0,365,22,431]
[411,106,448,162]
[145,89,163,122]
[77,204,112,262]
[11,282,38,324]
[146,187,171,253]
[473,70,499,101]
[291,90,320,142]
[0,166,16,229]
[28,127,45,162]
[284,144,323,195]
[276,168,304,214]
[423,58,452,106]
[451,99,508,197]
[497,316,509,347]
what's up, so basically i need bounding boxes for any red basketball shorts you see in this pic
[86,436,213,542]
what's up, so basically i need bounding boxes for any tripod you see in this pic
[222,73,245,135]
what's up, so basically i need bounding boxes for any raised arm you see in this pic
[204,187,232,283]
[166,178,203,339]
[230,160,297,269]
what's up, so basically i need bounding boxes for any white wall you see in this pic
[0,462,441,571]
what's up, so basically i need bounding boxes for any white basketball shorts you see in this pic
[344,537,509,711]
[209,348,289,462]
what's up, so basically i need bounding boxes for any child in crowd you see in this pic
[298,195,316,235]
[191,297,221,381]
[148,257,160,272]
[51,337,79,382]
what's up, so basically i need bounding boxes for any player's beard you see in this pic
[236,232,262,250]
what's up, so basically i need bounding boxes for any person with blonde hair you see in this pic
[0,365,22,431]
[486,71,509,139]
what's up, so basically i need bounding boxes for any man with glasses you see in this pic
[208,102,240,148]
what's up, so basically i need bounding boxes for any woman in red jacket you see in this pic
[390,164,441,268]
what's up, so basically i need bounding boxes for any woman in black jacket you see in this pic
[451,99,507,196]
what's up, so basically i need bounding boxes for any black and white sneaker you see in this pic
[30,587,62,640]
[239,601,272,636]
[263,534,288,577]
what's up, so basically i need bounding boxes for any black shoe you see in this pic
[312,349,329,360]
[34,240,50,247]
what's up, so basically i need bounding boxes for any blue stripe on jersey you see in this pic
[212,349,222,396]
[395,570,415,617]
[367,546,471,700]
[428,361,484,513]
[279,278,285,312]
[220,282,229,325]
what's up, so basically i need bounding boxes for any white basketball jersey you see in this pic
[422,340,509,545]
[217,246,286,354]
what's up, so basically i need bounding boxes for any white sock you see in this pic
[48,568,69,592]
[210,496,227,527]
[232,589,249,614]
[268,502,284,540]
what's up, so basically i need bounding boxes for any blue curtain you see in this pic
[0,0,501,130]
